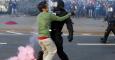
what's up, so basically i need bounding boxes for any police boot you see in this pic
[100,38,107,43]
[37,51,43,60]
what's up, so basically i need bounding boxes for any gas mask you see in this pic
[48,0,58,12]
[51,1,58,7]
[108,7,113,12]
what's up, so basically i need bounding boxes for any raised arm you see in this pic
[50,13,71,21]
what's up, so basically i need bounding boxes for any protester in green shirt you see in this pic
[37,1,71,60]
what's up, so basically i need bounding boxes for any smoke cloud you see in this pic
[7,45,37,60]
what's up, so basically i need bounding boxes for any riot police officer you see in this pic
[101,11,115,43]
[50,0,73,60]
[37,0,73,60]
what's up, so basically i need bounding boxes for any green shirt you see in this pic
[37,12,70,37]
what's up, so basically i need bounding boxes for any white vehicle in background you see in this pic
[0,4,8,12]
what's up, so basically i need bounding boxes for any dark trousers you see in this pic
[103,23,115,41]
[37,31,69,60]
[51,31,69,60]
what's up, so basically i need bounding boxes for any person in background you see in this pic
[10,1,17,15]
[101,6,115,43]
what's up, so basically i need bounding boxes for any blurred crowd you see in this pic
[64,0,115,18]
[1,0,115,17]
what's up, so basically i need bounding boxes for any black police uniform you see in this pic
[37,0,73,60]
[101,12,115,43]
[50,0,73,60]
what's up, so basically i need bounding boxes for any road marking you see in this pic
[31,32,38,35]
[6,31,23,35]
[0,42,7,45]
[0,33,31,35]
[81,33,92,36]
[63,33,68,36]
[77,43,115,46]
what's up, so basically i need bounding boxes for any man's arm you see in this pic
[65,18,74,42]
[50,13,71,21]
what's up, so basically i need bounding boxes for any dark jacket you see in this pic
[51,8,73,35]
[105,12,115,24]
[51,0,73,41]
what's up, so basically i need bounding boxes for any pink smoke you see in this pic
[8,45,37,60]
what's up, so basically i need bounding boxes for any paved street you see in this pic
[0,15,108,35]
[0,15,35,34]
[0,34,115,60]
[0,15,115,60]
[1,0,115,59]
[0,34,30,60]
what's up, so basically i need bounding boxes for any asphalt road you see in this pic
[0,34,115,60]
[0,15,108,35]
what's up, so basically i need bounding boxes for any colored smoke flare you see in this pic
[7,45,37,60]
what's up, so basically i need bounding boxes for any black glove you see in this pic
[71,11,75,16]
[68,35,73,42]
